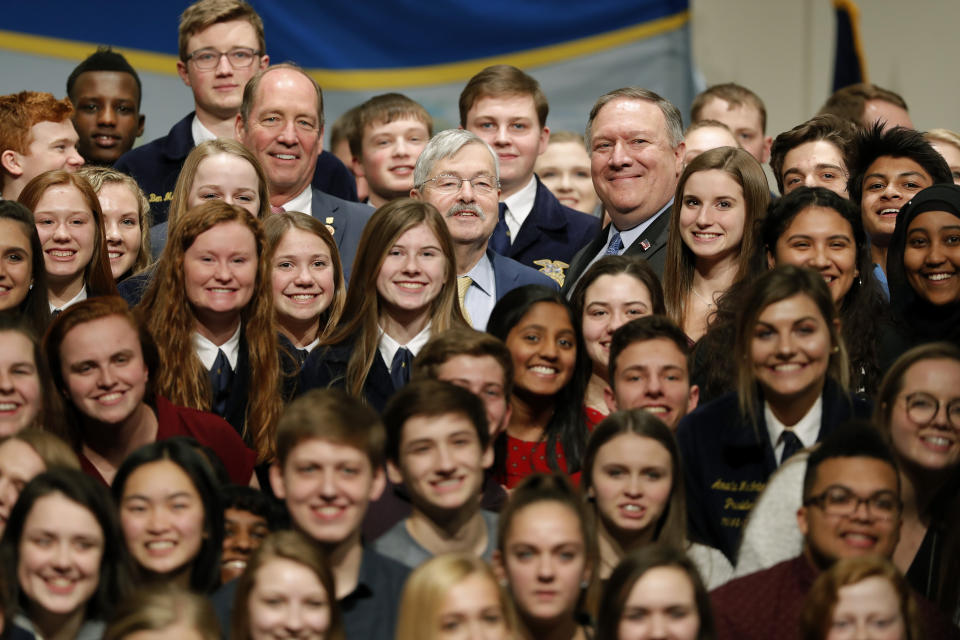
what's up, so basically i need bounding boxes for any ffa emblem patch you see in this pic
[533,259,569,287]
[325,217,335,236]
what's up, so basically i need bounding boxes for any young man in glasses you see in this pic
[709,424,957,640]
[115,0,355,224]
[411,129,556,330]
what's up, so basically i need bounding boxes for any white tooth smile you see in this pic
[49,250,75,257]
[644,406,667,414]
[99,392,122,402]
[210,288,233,293]
[921,436,952,447]
[275,153,296,160]
[879,208,899,216]
[146,541,174,549]
[530,365,558,374]
[926,273,954,281]
[289,293,317,300]
[108,252,121,259]
[0,403,18,411]
[397,282,424,289]
[773,363,802,371]
[622,504,641,512]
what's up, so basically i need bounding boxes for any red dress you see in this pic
[503,435,581,489]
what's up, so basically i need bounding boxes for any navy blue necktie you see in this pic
[489,202,511,255]
[209,349,234,416]
[780,430,803,465]
[295,348,309,367]
[390,347,413,390]
[605,231,624,256]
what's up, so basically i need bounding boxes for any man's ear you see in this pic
[796,505,809,537]
[673,141,686,177]
[1,150,23,178]
[603,384,619,414]
[269,462,286,499]
[761,135,773,164]
[234,114,246,143]
[481,440,495,470]
[176,60,191,88]
[536,125,550,156]
[369,465,387,502]
[686,384,700,414]
[351,156,365,179]
[386,460,404,485]
[136,114,145,139]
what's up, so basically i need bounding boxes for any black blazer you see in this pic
[299,335,396,413]
[561,207,672,295]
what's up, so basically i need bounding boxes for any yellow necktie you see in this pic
[457,275,473,325]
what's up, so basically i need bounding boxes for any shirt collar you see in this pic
[614,198,673,249]
[190,115,218,146]
[280,185,313,213]
[50,285,87,313]
[466,252,495,296]
[765,394,823,460]
[503,175,538,226]
[378,323,432,373]
[193,322,242,370]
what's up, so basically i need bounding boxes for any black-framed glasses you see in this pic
[419,174,500,195]
[803,485,901,520]
[903,392,960,428]
[185,47,260,70]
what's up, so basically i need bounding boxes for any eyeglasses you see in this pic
[902,392,960,428]
[803,485,901,520]
[419,174,500,195]
[185,47,261,70]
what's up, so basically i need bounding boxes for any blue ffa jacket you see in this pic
[309,188,373,285]
[490,177,599,288]
[675,379,871,564]
[299,335,396,413]
[114,112,358,224]
[489,249,559,295]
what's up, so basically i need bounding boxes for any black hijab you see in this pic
[886,183,960,345]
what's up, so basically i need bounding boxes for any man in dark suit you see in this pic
[114,0,355,225]
[563,88,686,294]
[411,129,557,330]
[235,64,373,282]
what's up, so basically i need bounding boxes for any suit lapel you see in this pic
[311,189,345,247]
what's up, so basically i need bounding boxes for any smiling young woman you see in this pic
[676,266,870,563]
[43,296,256,487]
[299,198,466,412]
[883,184,960,367]
[874,343,960,619]
[112,439,223,594]
[0,200,51,330]
[0,468,131,640]
[135,201,282,462]
[663,146,769,343]
[487,285,590,488]
[17,170,117,312]
[763,187,886,395]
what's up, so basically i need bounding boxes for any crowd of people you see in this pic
[1,0,959,638]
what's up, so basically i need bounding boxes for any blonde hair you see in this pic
[104,583,221,640]
[168,139,270,230]
[325,198,466,399]
[78,166,152,277]
[0,428,79,471]
[396,554,519,640]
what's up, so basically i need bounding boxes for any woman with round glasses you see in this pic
[874,342,960,620]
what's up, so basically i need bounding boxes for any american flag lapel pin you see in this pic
[639,239,651,251]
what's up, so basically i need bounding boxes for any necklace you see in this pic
[691,287,716,309]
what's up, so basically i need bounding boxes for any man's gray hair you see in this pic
[585,87,684,148]
[413,129,500,188]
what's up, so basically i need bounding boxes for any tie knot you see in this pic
[605,231,623,256]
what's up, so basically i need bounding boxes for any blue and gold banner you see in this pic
[1,0,695,137]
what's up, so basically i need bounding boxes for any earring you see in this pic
[580,580,589,590]
[832,345,840,353]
